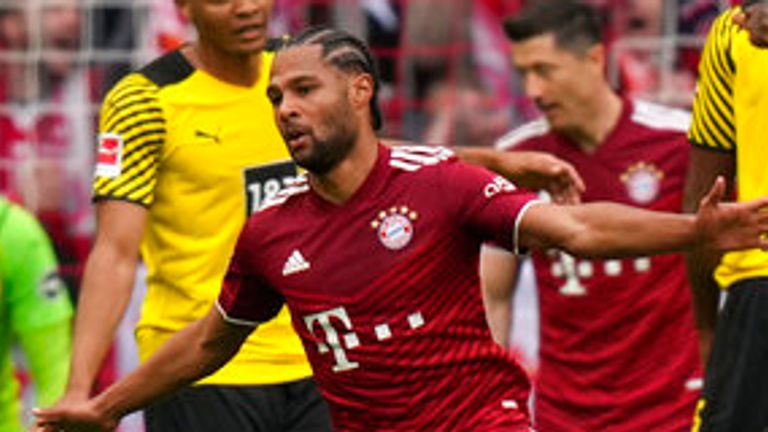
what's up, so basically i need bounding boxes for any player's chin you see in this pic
[288,146,312,166]
[749,35,768,48]
[232,38,267,55]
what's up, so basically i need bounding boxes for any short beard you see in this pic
[295,129,356,175]
[294,93,359,175]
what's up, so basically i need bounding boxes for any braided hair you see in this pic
[743,0,767,7]
[279,27,383,130]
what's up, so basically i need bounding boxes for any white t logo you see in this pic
[554,251,587,296]
[304,306,360,372]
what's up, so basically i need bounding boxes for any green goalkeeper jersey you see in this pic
[0,197,72,431]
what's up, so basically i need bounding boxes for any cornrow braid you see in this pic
[743,0,768,7]
[281,27,383,130]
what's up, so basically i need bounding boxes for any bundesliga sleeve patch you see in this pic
[38,271,66,301]
[94,133,124,178]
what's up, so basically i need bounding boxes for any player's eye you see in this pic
[297,85,313,96]
[267,88,283,106]
[534,64,555,80]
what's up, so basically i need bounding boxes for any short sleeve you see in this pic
[688,8,738,152]
[442,160,540,254]
[217,221,284,326]
[92,73,166,206]
[0,203,72,335]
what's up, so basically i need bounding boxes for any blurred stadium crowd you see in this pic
[0,0,737,430]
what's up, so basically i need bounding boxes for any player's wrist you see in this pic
[63,381,93,401]
[65,369,102,397]
[690,218,703,248]
[454,147,506,173]
[91,391,126,426]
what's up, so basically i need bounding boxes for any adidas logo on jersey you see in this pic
[282,249,310,276]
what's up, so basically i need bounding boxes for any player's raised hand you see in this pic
[501,151,585,204]
[32,399,118,432]
[694,176,768,252]
[449,145,585,204]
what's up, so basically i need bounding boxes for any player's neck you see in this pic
[184,43,262,87]
[566,89,623,153]
[309,131,380,206]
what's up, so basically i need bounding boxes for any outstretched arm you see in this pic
[34,306,253,431]
[519,177,768,258]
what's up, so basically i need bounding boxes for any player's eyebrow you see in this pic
[286,75,321,87]
[269,73,319,92]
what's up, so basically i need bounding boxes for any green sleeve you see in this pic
[0,200,73,406]
[0,201,73,332]
[17,323,72,407]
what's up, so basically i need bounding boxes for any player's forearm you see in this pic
[484,300,511,348]
[563,202,698,258]
[454,147,501,168]
[685,250,720,334]
[91,313,243,420]
[384,142,518,178]
[456,148,584,204]
[685,249,720,367]
[454,147,523,179]
[66,243,137,397]
[480,247,518,348]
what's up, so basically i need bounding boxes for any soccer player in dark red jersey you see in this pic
[482,2,702,430]
[34,27,768,432]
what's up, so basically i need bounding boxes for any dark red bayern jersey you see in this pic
[497,100,702,432]
[218,144,538,431]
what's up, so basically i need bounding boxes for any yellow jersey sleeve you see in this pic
[688,8,740,152]
[92,73,165,206]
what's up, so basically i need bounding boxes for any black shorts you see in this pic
[144,378,332,432]
[695,277,768,432]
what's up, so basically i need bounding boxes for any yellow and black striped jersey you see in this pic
[689,7,768,288]
[92,48,312,385]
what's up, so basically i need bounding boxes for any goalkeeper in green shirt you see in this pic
[0,196,73,431]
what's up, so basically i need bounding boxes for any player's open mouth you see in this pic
[236,24,265,41]
[284,128,310,148]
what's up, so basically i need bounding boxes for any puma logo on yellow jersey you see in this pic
[195,129,221,144]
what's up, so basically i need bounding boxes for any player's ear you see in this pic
[587,43,605,64]
[349,74,374,110]
[586,43,606,71]
[732,11,747,29]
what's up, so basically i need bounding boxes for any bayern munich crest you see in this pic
[371,206,419,250]
[620,162,664,204]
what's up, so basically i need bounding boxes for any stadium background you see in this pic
[0,0,735,430]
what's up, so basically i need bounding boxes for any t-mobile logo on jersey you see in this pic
[549,251,652,296]
[304,307,361,373]
[304,307,428,373]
